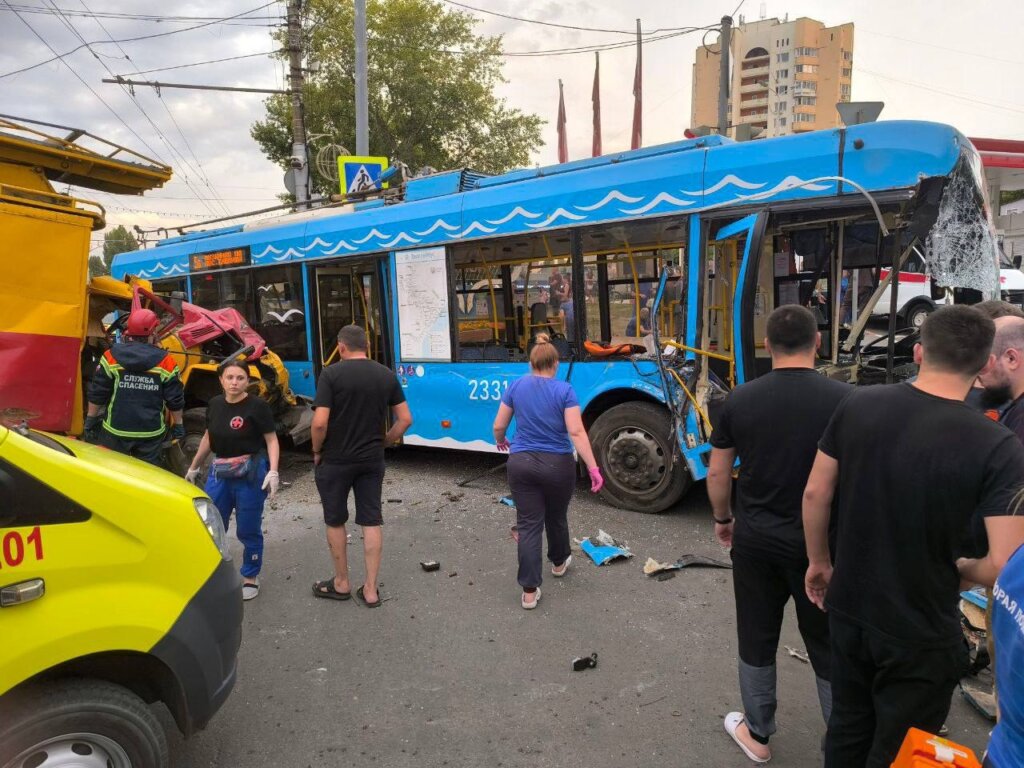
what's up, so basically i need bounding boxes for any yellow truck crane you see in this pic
[0,115,309,471]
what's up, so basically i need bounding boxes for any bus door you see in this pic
[697,212,767,394]
[313,262,389,373]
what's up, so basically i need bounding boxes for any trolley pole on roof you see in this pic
[354,0,369,156]
[717,15,732,138]
[287,0,311,210]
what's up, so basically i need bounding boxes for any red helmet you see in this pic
[126,308,159,338]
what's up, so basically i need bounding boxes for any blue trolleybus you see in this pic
[113,120,998,512]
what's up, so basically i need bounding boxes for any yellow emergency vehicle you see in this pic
[0,423,242,767]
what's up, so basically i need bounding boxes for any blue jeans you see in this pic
[204,458,267,578]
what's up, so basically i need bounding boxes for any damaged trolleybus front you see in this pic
[113,120,999,513]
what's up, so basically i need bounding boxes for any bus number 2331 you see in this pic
[468,379,509,401]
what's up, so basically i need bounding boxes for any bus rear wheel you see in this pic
[589,402,691,513]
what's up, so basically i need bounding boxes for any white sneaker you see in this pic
[521,588,541,610]
[552,555,572,577]
[242,580,260,601]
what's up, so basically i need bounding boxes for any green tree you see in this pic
[251,0,544,196]
[90,224,139,278]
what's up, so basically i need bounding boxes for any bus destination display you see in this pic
[191,247,250,271]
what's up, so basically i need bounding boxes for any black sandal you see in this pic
[312,578,351,601]
[356,585,382,608]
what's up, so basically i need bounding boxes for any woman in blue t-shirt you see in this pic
[492,334,604,610]
[986,541,1024,767]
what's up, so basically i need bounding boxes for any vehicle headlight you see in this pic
[193,497,231,560]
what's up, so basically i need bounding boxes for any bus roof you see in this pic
[114,121,967,282]
[0,115,171,195]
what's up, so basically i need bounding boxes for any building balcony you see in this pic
[794,104,816,115]
[740,63,769,78]
[740,56,770,70]
[739,96,769,108]
[795,55,819,65]
[794,72,819,83]
[739,80,769,94]
[792,122,817,132]
[792,83,817,96]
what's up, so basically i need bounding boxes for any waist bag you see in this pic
[211,454,254,480]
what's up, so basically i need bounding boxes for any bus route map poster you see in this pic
[395,246,452,362]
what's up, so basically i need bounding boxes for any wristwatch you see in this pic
[713,516,734,525]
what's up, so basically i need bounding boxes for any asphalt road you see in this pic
[163,448,990,768]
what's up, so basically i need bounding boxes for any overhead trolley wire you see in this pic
[0,4,282,25]
[16,0,221,218]
[68,0,233,217]
[0,1,280,79]
[115,49,283,77]
[440,0,714,36]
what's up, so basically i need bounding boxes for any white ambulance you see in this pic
[871,250,1024,327]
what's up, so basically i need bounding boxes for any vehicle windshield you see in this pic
[921,143,1001,293]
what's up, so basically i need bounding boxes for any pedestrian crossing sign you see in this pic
[338,155,389,198]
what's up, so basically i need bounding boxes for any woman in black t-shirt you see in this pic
[186,359,280,601]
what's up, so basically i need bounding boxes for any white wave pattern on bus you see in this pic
[620,191,696,216]
[485,206,544,225]
[413,219,461,236]
[525,207,587,228]
[137,261,187,278]
[154,173,830,277]
[680,173,766,196]
[299,237,334,252]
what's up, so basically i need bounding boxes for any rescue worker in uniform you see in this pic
[84,308,185,466]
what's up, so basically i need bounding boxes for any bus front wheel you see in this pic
[589,402,691,513]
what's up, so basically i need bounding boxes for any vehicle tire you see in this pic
[0,679,169,768]
[904,301,933,329]
[166,407,208,480]
[589,401,691,513]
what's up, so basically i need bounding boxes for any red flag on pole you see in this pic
[631,18,642,150]
[557,79,568,163]
[592,51,602,157]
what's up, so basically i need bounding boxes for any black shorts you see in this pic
[314,460,386,527]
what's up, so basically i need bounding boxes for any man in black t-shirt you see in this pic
[803,306,1024,768]
[709,306,851,763]
[310,325,412,607]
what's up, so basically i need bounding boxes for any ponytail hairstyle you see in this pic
[529,333,559,372]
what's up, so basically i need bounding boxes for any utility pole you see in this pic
[717,15,732,138]
[287,0,310,209]
[354,0,368,155]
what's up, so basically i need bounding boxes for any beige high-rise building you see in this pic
[692,16,854,139]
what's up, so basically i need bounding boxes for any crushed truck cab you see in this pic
[0,424,242,766]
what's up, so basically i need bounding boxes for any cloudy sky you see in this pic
[0,0,1020,255]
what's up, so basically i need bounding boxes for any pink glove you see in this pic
[588,466,604,493]
[496,438,511,452]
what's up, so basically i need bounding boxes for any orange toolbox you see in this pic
[891,728,981,768]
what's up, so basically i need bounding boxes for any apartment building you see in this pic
[692,16,854,138]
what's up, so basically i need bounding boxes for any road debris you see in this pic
[420,561,441,572]
[498,496,516,507]
[784,646,810,663]
[579,530,632,565]
[571,653,598,672]
[643,554,731,574]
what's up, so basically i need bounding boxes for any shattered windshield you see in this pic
[924,146,1000,294]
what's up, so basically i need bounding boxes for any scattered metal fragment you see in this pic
[784,646,809,663]
[420,561,440,572]
[572,653,598,672]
